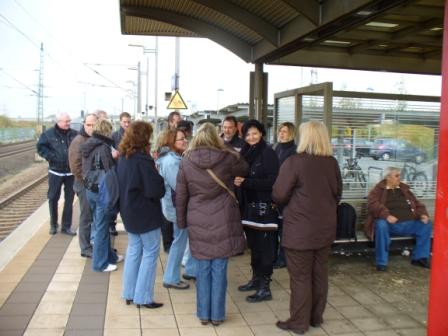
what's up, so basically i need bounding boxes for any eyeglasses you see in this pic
[175,137,187,142]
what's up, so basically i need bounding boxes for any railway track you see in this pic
[0,174,48,242]
[0,140,36,159]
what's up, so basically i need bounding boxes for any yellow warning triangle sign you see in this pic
[167,90,188,110]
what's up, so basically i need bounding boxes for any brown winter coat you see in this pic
[272,153,342,250]
[176,147,249,260]
[68,131,89,182]
[365,180,428,240]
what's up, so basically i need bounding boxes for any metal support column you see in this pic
[249,72,255,119]
[427,1,448,334]
[254,63,264,122]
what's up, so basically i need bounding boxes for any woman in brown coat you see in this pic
[272,120,342,334]
[176,122,248,326]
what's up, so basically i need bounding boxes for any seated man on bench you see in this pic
[366,166,432,271]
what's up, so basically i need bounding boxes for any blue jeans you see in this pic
[183,243,198,277]
[375,218,432,266]
[196,257,228,321]
[86,190,117,271]
[163,222,188,285]
[122,229,161,305]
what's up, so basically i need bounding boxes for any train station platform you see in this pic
[0,201,429,336]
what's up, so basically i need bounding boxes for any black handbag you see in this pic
[84,153,106,193]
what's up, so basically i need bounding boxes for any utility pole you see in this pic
[37,43,44,126]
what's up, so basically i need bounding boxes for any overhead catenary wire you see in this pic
[0,6,129,93]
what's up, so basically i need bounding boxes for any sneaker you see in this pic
[116,255,124,263]
[163,281,190,290]
[182,274,196,281]
[103,264,118,272]
[61,228,77,236]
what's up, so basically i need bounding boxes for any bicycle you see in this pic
[342,156,367,188]
[401,161,428,197]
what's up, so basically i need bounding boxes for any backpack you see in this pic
[336,202,357,241]
[84,153,106,192]
[98,165,119,214]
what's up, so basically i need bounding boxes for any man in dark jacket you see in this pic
[367,166,432,271]
[110,111,131,236]
[221,116,245,152]
[37,112,78,235]
[68,113,97,257]
[111,112,131,149]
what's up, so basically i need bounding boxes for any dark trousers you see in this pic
[48,173,75,230]
[285,245,331,331]
[161,215,174,252]
[73,180,92,253]
[275,218,286,264]
[245,227,277,277]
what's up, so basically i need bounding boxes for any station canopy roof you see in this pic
[120,0,444,75]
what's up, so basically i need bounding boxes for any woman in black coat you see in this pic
[274,122,297,269]
[234,119,279,303]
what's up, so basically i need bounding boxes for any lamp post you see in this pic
[129,40,159,137]
[216,88,224,115]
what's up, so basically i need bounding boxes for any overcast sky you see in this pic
[0,0,443,121]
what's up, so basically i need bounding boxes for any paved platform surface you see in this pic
[0,206,429,336]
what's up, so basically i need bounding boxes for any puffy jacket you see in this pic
[176,147,249,260]
[156,150,182,223]
[117,152,165,234]
[36,124,78,173]
[366,180,428,240]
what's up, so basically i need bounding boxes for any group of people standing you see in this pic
[37,110,431,335]
[36,111,343,334]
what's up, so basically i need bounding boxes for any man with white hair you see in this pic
[366,166,432,271]
[37,112,78,235]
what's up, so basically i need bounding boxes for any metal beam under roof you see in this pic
[119,0,444,74]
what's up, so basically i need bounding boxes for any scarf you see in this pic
[240,138,266,165]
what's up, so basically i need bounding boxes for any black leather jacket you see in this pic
[36,124,78,173]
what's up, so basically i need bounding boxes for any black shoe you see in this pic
[81,251,92,258]
[376,265,387,272]
[183,274,196,281]
[246,276,272,303]
[110,227,118,236]
[61,228,77,236]
[49,227,57,235]
[411,258,430,269]
[125,299,133,305]
[238,276,260,292]
[137,302,163,309]
[211,320,223,326]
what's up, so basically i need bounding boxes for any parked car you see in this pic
[369,139,426,163]
[332,138,373,157]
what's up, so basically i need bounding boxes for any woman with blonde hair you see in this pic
[81,118,122,272]
[273,120,342,334]
[176,122,248,326]
[117,121,165,309]
[274,122,296,269]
